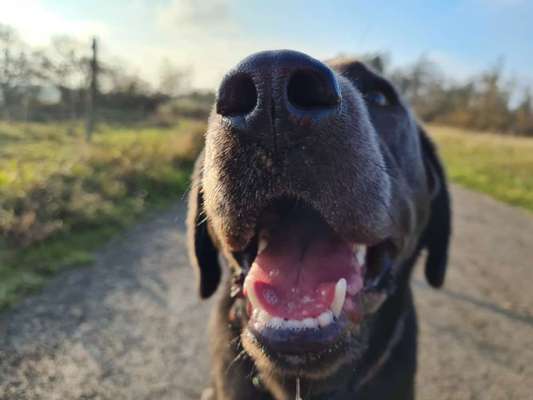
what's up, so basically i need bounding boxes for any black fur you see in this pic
[187,151,221,298]
[418,129,452,288]
[186,51,452,399]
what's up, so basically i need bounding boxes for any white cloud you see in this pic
[0,0,360,90]
[118,36,303,90]
[156,0,237,37]
[148,0,328,89]
[1,0,109,46]
[0,0,249,89]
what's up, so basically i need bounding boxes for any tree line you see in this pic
[363,53,533,136]
[1,23,532,136]
[0,23,192,124]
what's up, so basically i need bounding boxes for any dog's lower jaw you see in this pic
[209,280,417,400]
[240,329,358,381]
[239,347,359,400]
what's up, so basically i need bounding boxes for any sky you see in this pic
[2,0,533,90]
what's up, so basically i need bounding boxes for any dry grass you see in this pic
[428,125,533,212]
[0,120,205,309]
[2,121,531,309]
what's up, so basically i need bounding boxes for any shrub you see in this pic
[0,119,205,308]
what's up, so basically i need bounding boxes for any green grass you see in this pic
[0,120,205,310]
[429,125,533,212]
[2,121,531,310]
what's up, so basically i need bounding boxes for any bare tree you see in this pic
[513,88,533,135]
[158,59,191,97]
[35,35,88,120]
[0,24,31,120]
[85,37,98,141]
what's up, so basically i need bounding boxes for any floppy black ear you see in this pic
[418,126,452,288]
[187,150,221,298]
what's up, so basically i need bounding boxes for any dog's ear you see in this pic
[418,126,452,288]
[187,151,221,298]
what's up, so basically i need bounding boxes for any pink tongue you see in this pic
[246,224,356,320]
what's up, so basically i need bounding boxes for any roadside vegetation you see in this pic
[1,22,532,310]
[0,120,205,309]
[429,125,533,212]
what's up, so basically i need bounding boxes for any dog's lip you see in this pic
[246,314,349,355]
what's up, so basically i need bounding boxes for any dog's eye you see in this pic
[365,90,390,107]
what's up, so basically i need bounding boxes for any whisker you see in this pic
[196,210,208,226]
[225,348,247,375]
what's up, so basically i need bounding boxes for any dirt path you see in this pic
[0,186,532,400]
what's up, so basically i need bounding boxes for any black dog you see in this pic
[187,50,451,400]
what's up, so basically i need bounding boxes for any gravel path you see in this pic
[0,186,532,400]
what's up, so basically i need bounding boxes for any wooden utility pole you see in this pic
[3,48,11,120]
[85,37,98,141]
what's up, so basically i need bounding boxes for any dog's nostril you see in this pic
[216,73,257,117]
[287,69,340,110]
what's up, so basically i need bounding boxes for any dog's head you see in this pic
[188,50,450,383]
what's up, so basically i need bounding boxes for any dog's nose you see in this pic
[216,50,340,130]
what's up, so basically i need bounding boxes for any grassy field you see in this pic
[429,125,533,212]
[0,120,205,310]
[1,121,531,310]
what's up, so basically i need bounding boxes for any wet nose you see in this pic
[216,50,340,129]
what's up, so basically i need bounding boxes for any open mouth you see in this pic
[233,198,394,360]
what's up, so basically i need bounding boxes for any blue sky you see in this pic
[2,0,533,89]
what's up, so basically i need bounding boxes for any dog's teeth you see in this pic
[268,316,284,329]
[257,237,268,255]
[302,317,319,329]
[258,315,335,330]
[244,276,261,311]
[257,310,271,325]
[257,230,269,255]
[286,319,304,330]
[356,245,367,266]
[318,310,334,327]
[331,278,347,318]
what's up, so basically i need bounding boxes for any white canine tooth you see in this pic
[356,245,367,266]
[244,276,261,311]
[257,237,268,255]
[302,318,319,329]
[286,319,304,330]
[257,230,269,255]
[331,278,347,318]
[318,310,334,327]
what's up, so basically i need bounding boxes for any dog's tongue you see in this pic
[245,222,357,320]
